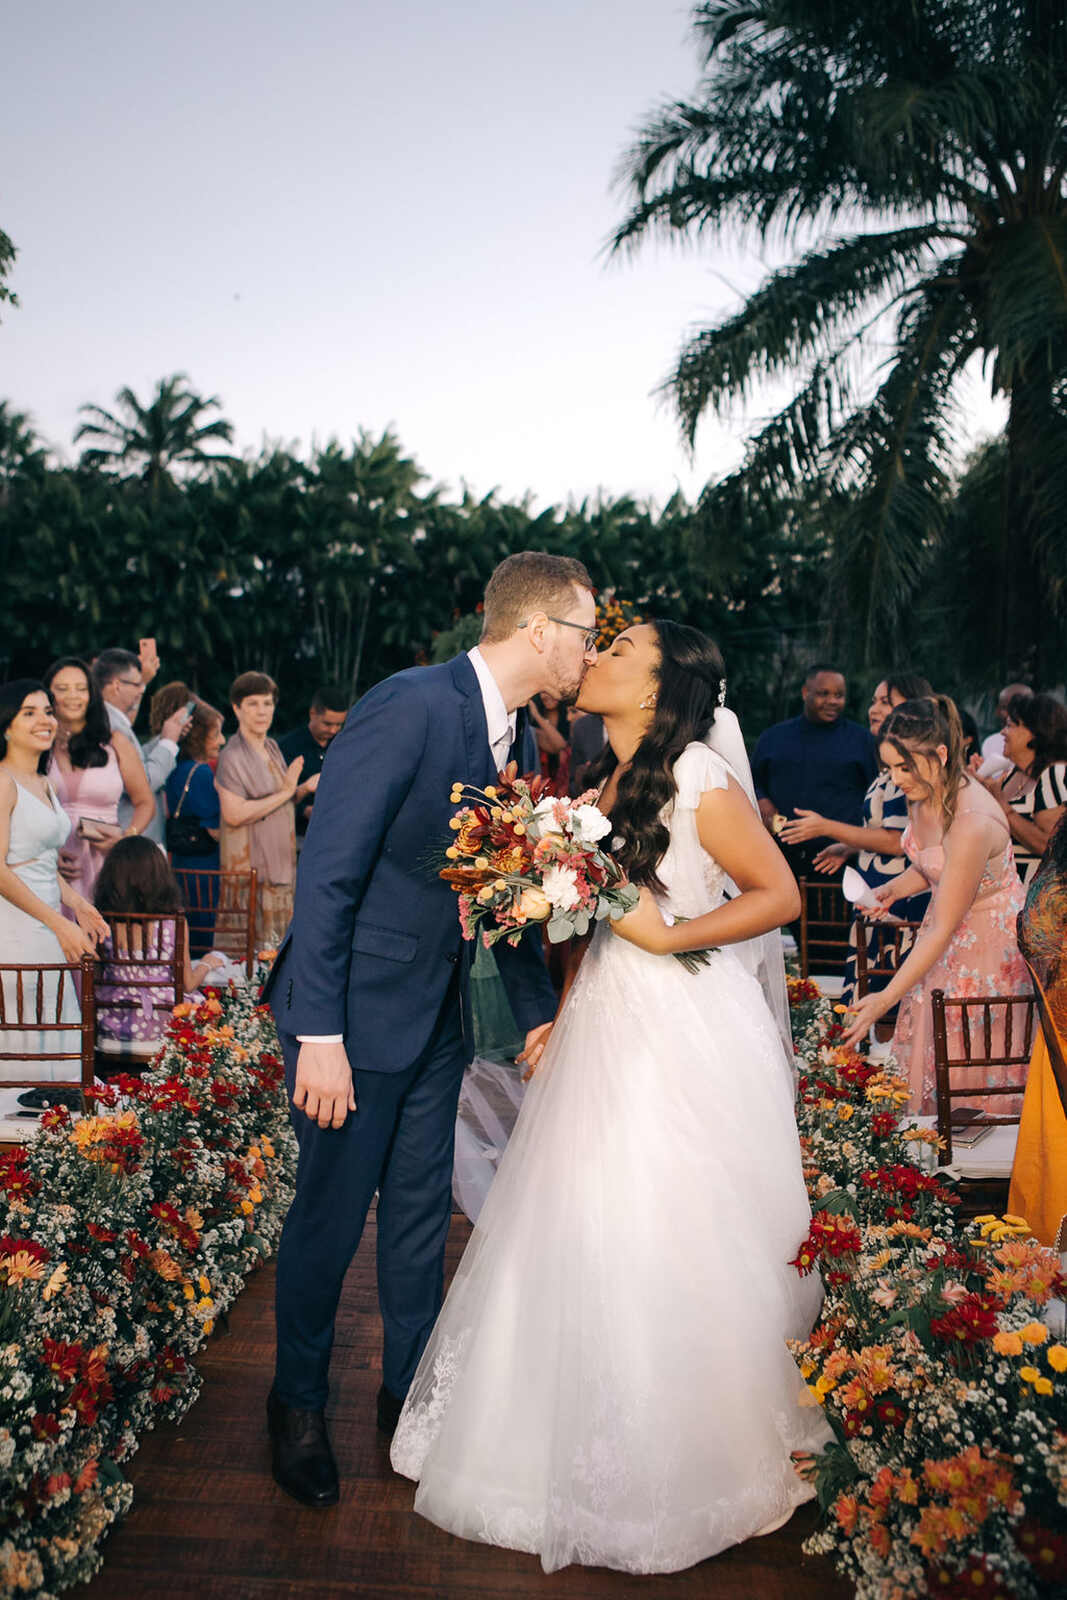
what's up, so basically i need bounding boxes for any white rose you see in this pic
[526,796,565,842]
[567,803,611,846]
[540,863,582,912]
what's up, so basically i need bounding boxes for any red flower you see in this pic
[41,1339,82,1386]
[874,1396,907,1428]
[31,1413,60,1440]
[86,1222,117,1243]
[0,1235,49,1264]
[930,1292,999,1349]
[870,1111,898,1137]
[70,1381,99,1427]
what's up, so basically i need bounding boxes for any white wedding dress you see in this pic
[391,743,829,1573]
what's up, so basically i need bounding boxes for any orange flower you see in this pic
[993,1330,1024,1357]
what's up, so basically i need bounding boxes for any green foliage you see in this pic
[614,0,1067,678]
[0,227,17,316]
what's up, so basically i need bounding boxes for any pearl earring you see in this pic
[639,694,657,711]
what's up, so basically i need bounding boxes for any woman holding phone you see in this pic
[44,657,153,900]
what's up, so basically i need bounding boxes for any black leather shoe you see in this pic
[267,1388,339,1507]
[376,1383,404,1438]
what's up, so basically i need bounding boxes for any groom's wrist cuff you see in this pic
[297,1033,344,1044]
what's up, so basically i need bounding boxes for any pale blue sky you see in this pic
[1,1,1002,506]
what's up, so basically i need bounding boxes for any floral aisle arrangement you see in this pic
[0,985,296,1599]
[788,984,1067,1599]
[441,768,638,947]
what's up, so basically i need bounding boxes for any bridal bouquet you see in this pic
[440,766,638,948]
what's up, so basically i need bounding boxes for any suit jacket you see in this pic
[264,654,557,1071]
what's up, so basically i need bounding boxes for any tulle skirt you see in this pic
[391,925,830,1573]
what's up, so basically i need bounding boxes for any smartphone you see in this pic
[185,699,196,715]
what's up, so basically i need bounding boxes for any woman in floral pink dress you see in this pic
[842,695,1031,1113]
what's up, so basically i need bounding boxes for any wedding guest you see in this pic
[842,696,1032,1114]
[278,686,348,838]
[0,681,109,1079]
[983,692,1067,888]
[779,671,933,1002]
[753,663,878,876]
[94,649,191,844]
[144,679,199,839]
[567,709,607,797]
[94,837,225,1056]
[45,657,154,899]
[215,672,309,942]
[958,707,982,772]
[165,701,224,956]
[1008,815,1067,1249]
[978,679,1030,777]
[528,692,571,794]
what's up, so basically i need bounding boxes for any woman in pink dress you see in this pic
[43,658,154,900]
[842,695,1031,1113]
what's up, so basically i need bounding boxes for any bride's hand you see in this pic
[611,887,672,955]
[517,1021,553,1081]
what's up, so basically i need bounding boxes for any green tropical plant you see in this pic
[0,226,17,317]
[73,373,235,492]
[614,0,1067,677]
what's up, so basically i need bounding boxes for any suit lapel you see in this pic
[448,653,497,787]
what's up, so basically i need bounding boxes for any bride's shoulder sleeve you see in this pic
[672,743,730,812]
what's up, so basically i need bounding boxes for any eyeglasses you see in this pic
[519,617,598,652]
[116,677,144,690]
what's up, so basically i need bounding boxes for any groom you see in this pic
[263,550,598,1506]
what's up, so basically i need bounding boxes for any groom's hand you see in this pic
[292,1041,357,1129]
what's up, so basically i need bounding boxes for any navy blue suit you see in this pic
[265,653,557,1410]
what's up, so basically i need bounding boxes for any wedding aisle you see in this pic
[79,1207,847,1600]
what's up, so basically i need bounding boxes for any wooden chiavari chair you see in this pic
[931,987,1037,1207]
[0,956,97,1123]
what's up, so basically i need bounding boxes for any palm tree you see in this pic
[74,374,235,492]
[613,0,1067,676]
[0,227,17,318]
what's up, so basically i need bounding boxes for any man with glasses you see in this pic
[94,648,189,844]
[262,549,598,1508]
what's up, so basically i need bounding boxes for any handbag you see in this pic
[165,764,217,857]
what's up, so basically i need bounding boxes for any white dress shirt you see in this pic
[298,649,515,1045]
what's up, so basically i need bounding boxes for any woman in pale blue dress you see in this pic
[0,681,109,1080]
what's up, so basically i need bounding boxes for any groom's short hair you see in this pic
[481,552,594,643]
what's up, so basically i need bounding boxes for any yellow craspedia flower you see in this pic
[1047,1344,1067,1373]
[1019,1365,1041,1383]
[1020,1321,1049,1346]
[474,856,489,869]
[445,846,460,860]
[448,816,462,831]
[993,1330,1024,1357]
[484,786,497,799]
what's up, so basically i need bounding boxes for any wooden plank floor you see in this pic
[81,1210,850,1600]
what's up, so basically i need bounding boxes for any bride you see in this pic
[390,620,829,1574]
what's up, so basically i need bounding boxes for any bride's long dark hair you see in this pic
[590,619,726,890]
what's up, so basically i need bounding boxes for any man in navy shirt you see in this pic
[753,664,878,877]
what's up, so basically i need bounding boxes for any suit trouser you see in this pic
[272,978,466,1412]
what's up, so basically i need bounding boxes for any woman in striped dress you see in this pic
[984,692,1067,890]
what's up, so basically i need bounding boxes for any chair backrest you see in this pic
[853,916,924,998]
[98,912,185,1023]
[931,987,1037,1160]
[171,866,258,976]
[797,879,852,979]
[0,955,97,1103]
